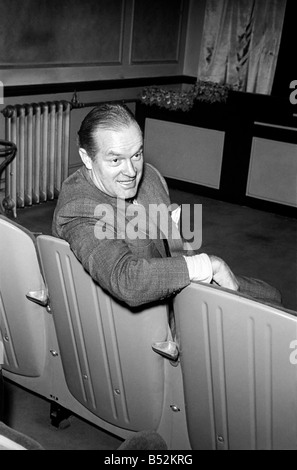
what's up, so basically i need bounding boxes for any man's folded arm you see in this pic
[60,218,191,307]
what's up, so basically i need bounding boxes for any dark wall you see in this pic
[136,90,297,218]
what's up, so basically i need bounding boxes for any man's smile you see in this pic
[118,178,137,187]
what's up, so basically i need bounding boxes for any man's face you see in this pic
[83,123,144,199]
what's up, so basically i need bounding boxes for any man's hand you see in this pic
[209,255,239,291]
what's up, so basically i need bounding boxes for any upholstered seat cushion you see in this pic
[0,422,43,450]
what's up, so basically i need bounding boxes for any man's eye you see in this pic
[133,151,143,160]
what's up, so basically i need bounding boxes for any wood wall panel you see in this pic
[136,94,297,217]
[0,0,124,66]
[131,0,183,63]
[144,118,225,189]
[0,0,190,85]
[246,137,297,208]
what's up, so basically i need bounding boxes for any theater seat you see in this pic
[3,213,297,450]
[0,215,53,394]
[0,216,190,448]
[0,422,43,450]
[174,281,297,450]
[37,235,171,431]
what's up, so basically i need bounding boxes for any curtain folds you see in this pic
[198,0,287,94]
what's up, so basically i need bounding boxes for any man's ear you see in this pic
[79,148,93,170]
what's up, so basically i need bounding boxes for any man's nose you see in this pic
[123,159,136,177]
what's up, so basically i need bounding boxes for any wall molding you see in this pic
[3,75,196,98]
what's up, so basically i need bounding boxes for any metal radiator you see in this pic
[1,101,71,217]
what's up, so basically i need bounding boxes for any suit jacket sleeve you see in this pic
[54,198,190,307]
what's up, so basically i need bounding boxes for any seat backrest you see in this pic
[0,216,48,377]
[37,235,170,431]
[174,281,297,450]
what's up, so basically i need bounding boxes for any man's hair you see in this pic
[78,103,140,159]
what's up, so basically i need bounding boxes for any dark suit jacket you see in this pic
[52,163,190,307]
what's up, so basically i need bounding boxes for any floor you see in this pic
[2,380,123,451]
[1,186,297,449]
[169,187,297,312]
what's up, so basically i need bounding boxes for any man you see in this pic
[52,103,281,308]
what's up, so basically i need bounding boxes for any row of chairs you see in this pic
[1,214,297,449]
